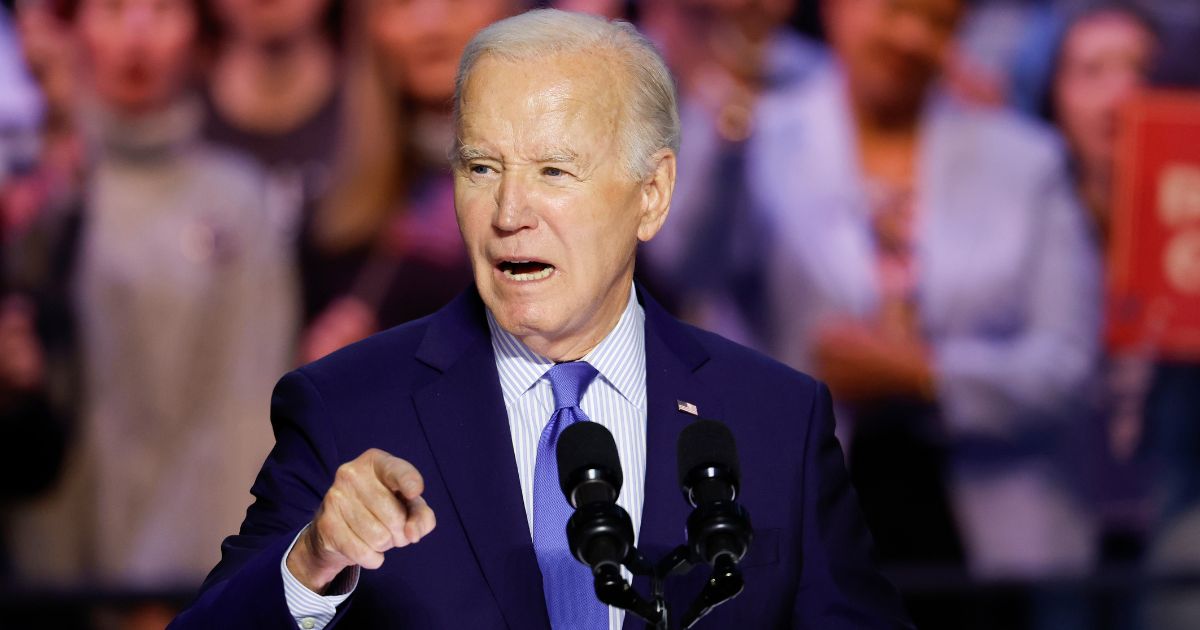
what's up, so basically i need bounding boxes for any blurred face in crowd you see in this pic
[824,0,963,121]
[369,0,516,108]
[1053,10,1157,171]
[16,2,76,117]
[213,0,330,44]
[454,54,673,359]
[552,0,627,20]
[77,0,197,115]
[680,0,796,36]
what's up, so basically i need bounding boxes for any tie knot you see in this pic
[545,361,599,410]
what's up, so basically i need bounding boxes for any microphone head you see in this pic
[677,419,740,492]
[557,421,623,501]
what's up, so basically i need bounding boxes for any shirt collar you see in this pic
[487,283,646,408]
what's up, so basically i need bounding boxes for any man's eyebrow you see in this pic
[456,146,494,162]
[537,148,580,163]
[455,145,584,167]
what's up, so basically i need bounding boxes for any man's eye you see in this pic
[469,164,493,175]
[543,167,565,177]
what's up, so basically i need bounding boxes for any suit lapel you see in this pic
[627,289,725,628]
[412,291,550,630]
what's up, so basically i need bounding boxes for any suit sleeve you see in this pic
[792,383,915,629]
[169,369,351,629]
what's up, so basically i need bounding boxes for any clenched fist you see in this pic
[286,448,437,592]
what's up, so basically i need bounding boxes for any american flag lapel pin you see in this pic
[677,400,699,416]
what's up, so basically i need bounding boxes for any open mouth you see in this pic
[497,260,555,282]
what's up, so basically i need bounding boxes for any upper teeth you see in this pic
[504,265,554,282]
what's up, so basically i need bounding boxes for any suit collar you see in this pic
[414,282,711,377]
[635,284,710,374]
[413,288,491,373]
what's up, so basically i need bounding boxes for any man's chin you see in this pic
[484,297,551,338]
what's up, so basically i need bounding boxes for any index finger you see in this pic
[372,451,425,500]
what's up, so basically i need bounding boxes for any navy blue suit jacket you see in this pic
[170,287,913,629]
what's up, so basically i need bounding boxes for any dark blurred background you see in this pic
[1,0,1198,628]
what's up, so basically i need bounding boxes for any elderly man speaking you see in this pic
[171,9,911,630]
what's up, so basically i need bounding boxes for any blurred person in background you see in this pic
[639,0,823,351]
[955,0,1198,118]
[1048,1,1159,241]
[0,295,65,504]
[5,0,298,618]
[203,0,342,217]
[0,289,70,593]
[3,0,84,239]
[1044,7,1160,629]
[743,0,1103,627]
[1,4,80,613]
[297,0,523,362]
[552,0,629,19]
[1047,2,1159,489]
[1048,5,1200,628]
[0,3,42,193]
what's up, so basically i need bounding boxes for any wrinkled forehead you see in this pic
[455,53,626,158]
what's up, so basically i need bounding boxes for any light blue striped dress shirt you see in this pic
[281,284,648,630]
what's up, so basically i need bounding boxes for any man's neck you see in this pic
[502,283,636,363]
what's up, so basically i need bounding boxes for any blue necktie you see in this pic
[533,361,608,629]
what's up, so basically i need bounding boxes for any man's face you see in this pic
[454,54,672,360]
[825,0,962,119]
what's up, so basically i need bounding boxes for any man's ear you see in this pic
[636,149,676,243]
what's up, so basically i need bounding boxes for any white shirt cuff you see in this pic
[280,526,360,630]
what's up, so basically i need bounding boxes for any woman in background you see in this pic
[1045,0,1160,513]
[7,0,297,611]
[203,0,342,210]
[298,0,522,362]
[1049,2,1159,243]
[1049,7,1200,629]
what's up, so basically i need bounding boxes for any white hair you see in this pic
[453,9,680,179]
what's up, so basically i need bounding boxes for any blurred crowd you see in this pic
[0,0,1197,628]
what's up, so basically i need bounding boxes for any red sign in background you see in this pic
[1108,91,1200,360]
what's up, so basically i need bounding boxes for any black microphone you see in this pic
[558,421,623,509]
[558,422,664,625]
[677,419,741,509]
[557,421,633,571]
[677,419,753,564]
[677,420,753,628]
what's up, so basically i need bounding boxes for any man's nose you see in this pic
[494,173,538,232]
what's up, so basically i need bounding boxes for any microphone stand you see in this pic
[678,554,744,628]
[600,532,748,629]
[586,547,667,630]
